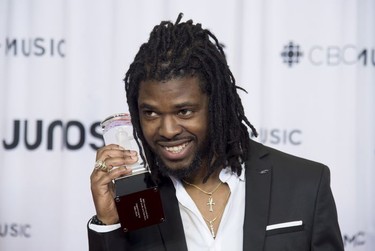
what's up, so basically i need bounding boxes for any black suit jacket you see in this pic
[88,140,344,250]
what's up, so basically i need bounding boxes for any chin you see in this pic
[156,156,202,179]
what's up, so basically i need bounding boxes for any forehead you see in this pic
[138,76,208,109]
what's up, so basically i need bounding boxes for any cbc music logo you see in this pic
[2,119,104,151]
[0,37,65,57]
[251,128,302,145]
[281,41,303,67]
[0,223,31,238]
[281,40,375,67]
[343,231,366,247]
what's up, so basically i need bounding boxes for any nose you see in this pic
[159,115,182,139]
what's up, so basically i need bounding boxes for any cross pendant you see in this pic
[207,196,215,212]
[209,220,216,238]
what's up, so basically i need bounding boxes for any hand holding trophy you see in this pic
[101,113,165,232]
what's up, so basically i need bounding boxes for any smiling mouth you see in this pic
[164,142,189,154]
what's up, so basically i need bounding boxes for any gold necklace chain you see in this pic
[182,179,223,212]
[182,179,223,195]
[201,190,231,239]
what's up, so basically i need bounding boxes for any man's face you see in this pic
[138,76,209,178]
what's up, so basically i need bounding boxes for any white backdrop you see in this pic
[0,0,374,250]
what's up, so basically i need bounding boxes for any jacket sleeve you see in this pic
[311,166,344,250]
[87,223,127,251]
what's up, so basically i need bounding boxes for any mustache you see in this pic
[155,136,195,143]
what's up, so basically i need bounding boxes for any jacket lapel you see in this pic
[157,178,188,251]
[243,141,272,251]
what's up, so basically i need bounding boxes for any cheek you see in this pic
[197,125,209,143]
[140,120,158,146]
[199,109,209,136]
[188,117,209,141]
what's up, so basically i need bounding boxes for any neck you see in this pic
[183,168,222,187]
[181,155,222,185]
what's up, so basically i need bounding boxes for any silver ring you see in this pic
[94,160,109,172]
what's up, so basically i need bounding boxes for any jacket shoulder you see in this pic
[248,139,330,179]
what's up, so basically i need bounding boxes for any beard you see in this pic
[154,141,209,180]
[155,151,202,180]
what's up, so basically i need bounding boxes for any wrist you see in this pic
[91,215,106,225]
[93,214,120,225]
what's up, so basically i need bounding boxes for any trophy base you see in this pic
[114,172,165,232]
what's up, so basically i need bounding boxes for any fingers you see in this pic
[90,144,139,224]
[91,166,130,184]
[91,143,138,187]
[95,144,138,172]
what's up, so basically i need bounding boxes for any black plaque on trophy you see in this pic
[114,171,165,232]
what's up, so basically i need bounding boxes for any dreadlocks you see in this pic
[124,13,257,183]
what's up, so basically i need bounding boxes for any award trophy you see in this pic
[101,113,165,232]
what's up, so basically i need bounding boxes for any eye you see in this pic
[178,109,193,118]
[142,110,158,118]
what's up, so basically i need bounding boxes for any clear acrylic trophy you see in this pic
[101,113,165,232]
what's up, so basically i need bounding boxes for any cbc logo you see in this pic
[281,41,375,67]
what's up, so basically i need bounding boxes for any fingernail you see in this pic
[129,150,137,156]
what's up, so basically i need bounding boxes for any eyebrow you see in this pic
[174,102,198,109]
[138,103,154,110]
[138,101,198,110]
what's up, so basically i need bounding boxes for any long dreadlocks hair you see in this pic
[124,13,257,183]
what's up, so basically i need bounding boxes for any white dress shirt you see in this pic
[170,167,245,251]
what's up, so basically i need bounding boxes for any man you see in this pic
[88,13,344,250]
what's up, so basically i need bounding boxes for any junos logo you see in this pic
[0,37,65,57]
[2,119,103,151]
[281,41,375,67]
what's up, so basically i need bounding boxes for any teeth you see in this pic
[165,142,189,153]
